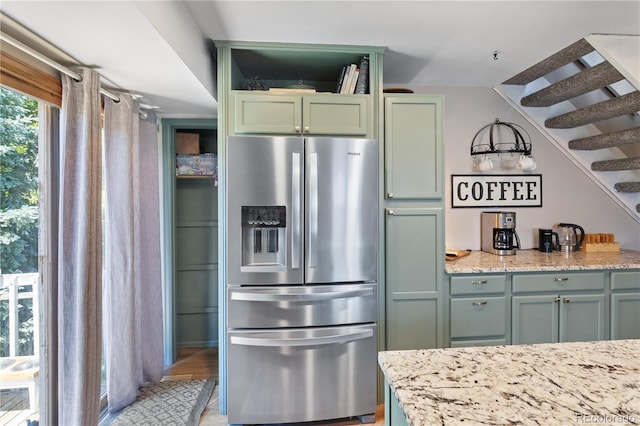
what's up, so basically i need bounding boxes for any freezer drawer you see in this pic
[227,324,377,425]
[228,283,377,328]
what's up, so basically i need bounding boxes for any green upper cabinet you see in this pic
[384,94,443,200]
[232,92,369,136]
[216,40,385,142]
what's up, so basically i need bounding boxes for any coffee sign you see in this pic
[451,174,542,208]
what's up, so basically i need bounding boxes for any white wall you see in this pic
[400,86,640,251]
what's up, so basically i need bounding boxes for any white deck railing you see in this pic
[0,273,39,357]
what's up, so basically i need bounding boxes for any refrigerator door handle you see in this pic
[230,329,373,348]
[291,152,301,270]
[308,152,318,268]
[230,287,374,302]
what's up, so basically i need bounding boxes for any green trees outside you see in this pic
[0,86,39,356]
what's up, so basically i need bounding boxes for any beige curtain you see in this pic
[103,95,163,413]
[58,67,103,425]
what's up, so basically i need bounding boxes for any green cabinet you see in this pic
[449,275,507,346]
[610,271,640,339]
[382,94,445,353]
[232,91,369,136]
[511,272,606,345]
[385,208,443,350]
[175,179,218,348]
[384,382,410,426]
[384,95,443,200]
[161,119,218,363]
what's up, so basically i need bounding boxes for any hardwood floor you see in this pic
[166,347,385,425]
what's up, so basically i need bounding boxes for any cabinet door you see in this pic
[385,208,443,350]
[611,293,640,340]
[559,294,606,342]
[302,94,368,135]
[512,295,558,344]
[384,95,443,200]
[233,92,301,134]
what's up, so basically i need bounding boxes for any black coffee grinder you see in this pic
[538,229,558,253]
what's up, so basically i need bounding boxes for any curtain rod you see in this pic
[1,31,158,110]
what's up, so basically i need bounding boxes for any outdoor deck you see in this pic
[0,388,37,426]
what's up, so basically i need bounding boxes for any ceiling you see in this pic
[1,1,639,117]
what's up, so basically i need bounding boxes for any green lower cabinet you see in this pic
[385,207,443,350]
[385,382,410,426]
[512,293,605,345]
[511,272,606,345]
[610,270,640,339]
[512,295,558,344]
[610,294,640,339]
[450,297,506,340]
[448,275,507,347]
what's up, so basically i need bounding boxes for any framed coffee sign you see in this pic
[451,174,542,208]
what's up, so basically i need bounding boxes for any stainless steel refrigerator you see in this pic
[226,135,378,425]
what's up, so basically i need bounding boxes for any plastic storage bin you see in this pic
[176,154,217,176]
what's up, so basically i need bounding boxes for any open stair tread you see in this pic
[592,157,640,172]
[568,127,640,150]
[545,91,640,128]
[521,61,624,107]
[502,39,595,85]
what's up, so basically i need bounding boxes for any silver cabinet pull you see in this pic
[294,125,301,132]
[387,192,394,198]
[553,277,569,282]
[387,209,394,216]
[563,298,571,303]
[554,296,561,303]
[471,280,488,285]
[472,300,488,306]
[303,126,310,133]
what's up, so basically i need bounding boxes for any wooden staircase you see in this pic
[496,35,640,220]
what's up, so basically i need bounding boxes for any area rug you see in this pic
[101,378,216,426]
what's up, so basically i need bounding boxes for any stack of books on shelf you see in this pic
[336,56,369,94]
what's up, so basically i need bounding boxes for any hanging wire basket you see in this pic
[470,119,532,156]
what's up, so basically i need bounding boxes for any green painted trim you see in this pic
[214,39,386,54]
[160,118,217,366]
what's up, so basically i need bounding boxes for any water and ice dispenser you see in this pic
[241,206,287,271]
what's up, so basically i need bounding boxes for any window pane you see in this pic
[0,86,41,423]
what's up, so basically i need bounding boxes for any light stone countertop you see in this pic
[378,340,640,426]
[445,249,640,274]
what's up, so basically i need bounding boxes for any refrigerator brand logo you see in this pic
[451,174,542,208]
[347,152,361,156]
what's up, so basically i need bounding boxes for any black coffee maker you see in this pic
[538,229,558,253]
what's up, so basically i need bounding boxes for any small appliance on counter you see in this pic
[481,211,520,255]
[554,223,585,253]
[538,228,558,253]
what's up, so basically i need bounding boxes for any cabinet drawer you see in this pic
[450,275,506,295]
[611,271,640,291]
[512,272,605,293]
[450,297,506,338]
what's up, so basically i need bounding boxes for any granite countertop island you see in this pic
[379,339,640,425]
[445,249,640,274]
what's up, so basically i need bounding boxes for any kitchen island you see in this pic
[379,339,640,425]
